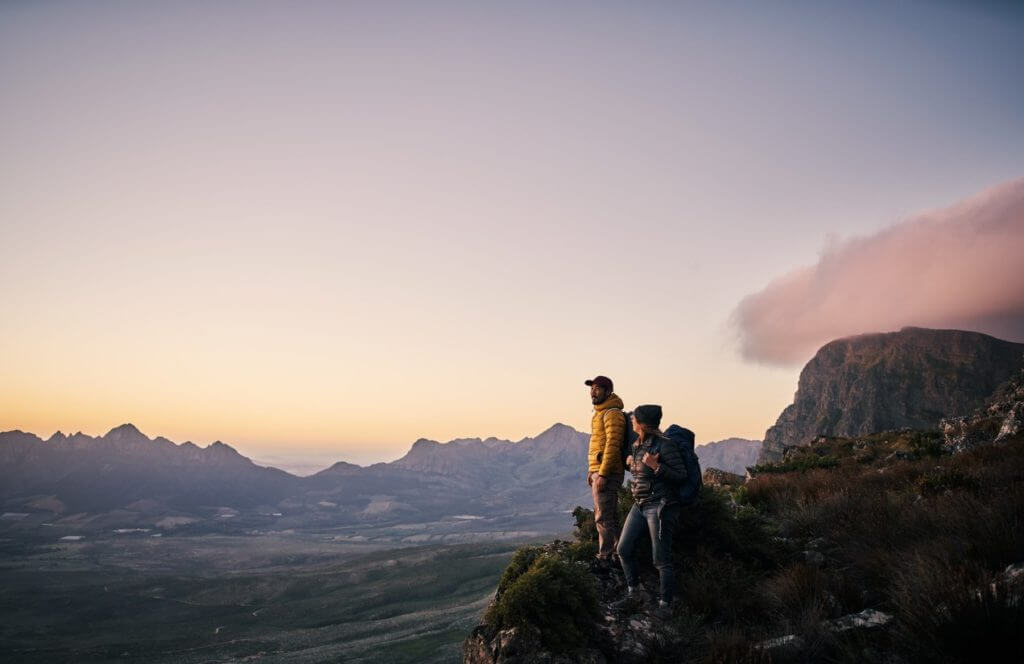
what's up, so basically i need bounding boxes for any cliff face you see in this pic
[759,327,1024,463]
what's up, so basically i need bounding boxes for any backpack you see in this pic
[602,407,636,470]
[662,424,703,506]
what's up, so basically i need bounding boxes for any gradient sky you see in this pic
[2,2,1023,466]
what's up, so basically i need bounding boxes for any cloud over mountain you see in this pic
[733,177,1024,365]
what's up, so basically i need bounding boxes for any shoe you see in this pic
[610,586,649,612]
[590,556,614,575]
[652,600,672,620]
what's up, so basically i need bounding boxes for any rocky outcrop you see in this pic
[759,328,1024,463]
[940,368,1024,453]
[463,544,688,664]
[702,467,745,488]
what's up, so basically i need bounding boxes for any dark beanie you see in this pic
[634,404,662,427]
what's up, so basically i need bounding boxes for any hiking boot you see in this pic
[590,556,615,576]
[652,600,673,620]
[610,586,650,612]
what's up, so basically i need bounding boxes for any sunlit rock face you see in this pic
[759,327,1024,464]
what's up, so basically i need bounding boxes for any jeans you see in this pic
[616,501,679,603]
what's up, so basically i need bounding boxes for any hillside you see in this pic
[463,341,1024,663]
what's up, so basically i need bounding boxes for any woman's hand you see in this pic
[642,451,660,471]
[625,455,633,466]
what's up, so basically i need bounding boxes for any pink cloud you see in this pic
[733,177,1024,365]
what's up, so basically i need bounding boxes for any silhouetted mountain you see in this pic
[759,327,1024,463]
[0,425,301,514]
[0,422,592,531]
[696,438,761,475]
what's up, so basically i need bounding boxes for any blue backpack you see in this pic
[662,424,703,506]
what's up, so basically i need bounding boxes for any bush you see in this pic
[915,467,980,496]
[891,555,1024,663]
[908,431,944,458]
[492,546,544,599]
[750,454,839,475]
[570,505,596,544]
[484,553,600,650]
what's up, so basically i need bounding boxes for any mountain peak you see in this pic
[104,423,148,441]
[539,422,577,436]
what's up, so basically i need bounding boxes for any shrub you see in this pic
[891,555,1024,663]
[492,546,544,599]
[485,554,600,650]
[750,454,839,475]
[908,431,944,458]
[570,505,596,544]
[915,467,981,496]
[566,539,597,562]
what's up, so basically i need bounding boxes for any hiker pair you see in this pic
[586,375,703,613]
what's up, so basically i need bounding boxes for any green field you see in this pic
[0,533,535,663]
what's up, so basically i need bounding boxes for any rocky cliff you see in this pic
[759,327,1024,463]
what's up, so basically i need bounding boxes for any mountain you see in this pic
[759,327,1024,463]
[0,424,302,514]
[0,422,592,531]
[696,438,761,475]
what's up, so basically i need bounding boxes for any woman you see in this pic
[613,404,687,616]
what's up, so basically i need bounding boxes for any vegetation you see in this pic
[485,552,600,650]
[489,431,1024,663]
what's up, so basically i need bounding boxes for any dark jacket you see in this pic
[628,432,687,507]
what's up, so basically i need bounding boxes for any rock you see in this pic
[702,468,745,488]
[995,402,1024,442]
[803,550,825,566]
[754,634,805,651]
[827,608,893,632]
[758,328,1024,464]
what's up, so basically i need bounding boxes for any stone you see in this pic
[827,608,893,632]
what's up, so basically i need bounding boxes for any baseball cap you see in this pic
[584,375,613,391]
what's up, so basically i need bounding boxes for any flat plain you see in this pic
[0,516,567,663]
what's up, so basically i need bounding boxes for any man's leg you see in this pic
[592,472,621,559]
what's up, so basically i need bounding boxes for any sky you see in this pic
[2,1,1023,467]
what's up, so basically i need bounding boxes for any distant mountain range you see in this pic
[759,327,1024,463]
[0,422,594,532]
[0,420,762,533]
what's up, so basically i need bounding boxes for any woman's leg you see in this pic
[616,504,647,589]
[646,503,678,603]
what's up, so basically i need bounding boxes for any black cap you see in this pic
[634,404,662,427]
[584,375,613,391]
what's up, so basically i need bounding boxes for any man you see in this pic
[613,404,686,618]
[585,375,627,563]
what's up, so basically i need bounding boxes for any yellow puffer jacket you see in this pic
[588,394,626,477]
